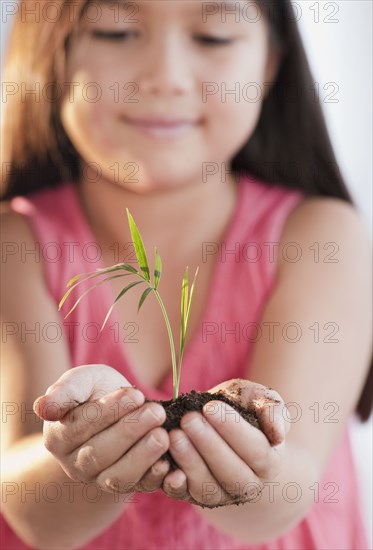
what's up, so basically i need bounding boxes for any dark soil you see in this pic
[148,389,261,470]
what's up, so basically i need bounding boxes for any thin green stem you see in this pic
[177,347,184,392]
[153,289,178,400]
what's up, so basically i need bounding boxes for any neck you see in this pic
[76,168,240,261]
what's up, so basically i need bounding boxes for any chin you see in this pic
[108,174,185,195]
[121,166,198,195]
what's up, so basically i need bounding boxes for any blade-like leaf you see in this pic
[66,263,128,288]
[180,267,189,339]
[126,209,150,281]
[121,263,139,275]
[62,273,132,319]
[177,266,199,388]
[186,266,199,325]
[59,265,131,310]
[66,271,94,288]
[93,263,139,276]
[138,287,153,313]
[154,247,162,289]
[101,280,145,332]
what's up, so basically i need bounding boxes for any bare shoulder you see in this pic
[1,204,47,307]
[282,196,371,239]
[1,200,39,242]
[279,196,372,274]
[1,205,42,261]
[276,196,372,340]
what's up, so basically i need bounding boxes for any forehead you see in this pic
[90,0,257,18]
[78,1,267,36]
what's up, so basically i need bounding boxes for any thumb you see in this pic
[208,378,289,446]
[33,364,132,421]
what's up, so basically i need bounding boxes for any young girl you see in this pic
[1,0,372,549]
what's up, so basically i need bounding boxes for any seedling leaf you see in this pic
[65,263,127,288]
[62,273,132,319]
[121,263,139,275]
[138,287,153,313]
[59,265,131,310]
[181,267,189,339]
[186,266,199,325]
[126,209,150,281]
[177,266,199,389]
[101,280,145,331]
[154,247,162,289]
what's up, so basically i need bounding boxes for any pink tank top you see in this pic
[2,175,369,549]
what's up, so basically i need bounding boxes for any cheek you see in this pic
[207,99,262,167]
[60,90,123,182]
[64,41,120,114]
[205,73,265,155]
[60,52,122,156]
[204,44,268,140]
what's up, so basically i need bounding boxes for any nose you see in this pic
[139,32,194,96]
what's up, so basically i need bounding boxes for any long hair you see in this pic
[1,0,372,420]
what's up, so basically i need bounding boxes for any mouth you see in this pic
[122,115,202,140]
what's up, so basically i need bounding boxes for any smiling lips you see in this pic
[123,115,201,139]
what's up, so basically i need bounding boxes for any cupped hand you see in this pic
[33,364,171,496]
[162,378,290,508]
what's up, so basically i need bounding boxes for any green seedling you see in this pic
[59,209,199,400]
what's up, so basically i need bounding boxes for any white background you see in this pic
[1,0,372,545]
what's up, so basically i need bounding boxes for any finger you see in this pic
[95,427,169,493]
[135,459,171,493]
[180,411,264,501]
[44,386,145,456]
[67,402,168,482]
[162,468,189,501]
[203,401,283,478]
[166,428,231,507]
[249,387,289,446]
[34,364,131,420]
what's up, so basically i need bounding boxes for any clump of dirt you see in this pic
[148,389,261,470]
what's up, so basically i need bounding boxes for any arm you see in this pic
[1,434,132,550]
[1,211,169,549]
[163,198,372,543]
[0,211,129,549]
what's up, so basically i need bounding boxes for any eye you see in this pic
[91,30,136,41]
[195,35,234,46]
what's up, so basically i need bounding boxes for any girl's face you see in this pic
[60,0,279,192]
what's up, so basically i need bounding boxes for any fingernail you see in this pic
[151,461,169,476]
[172,434,189,452]
[202,400,223,419]
[142,405,164,423]
[129,388,145,405]
[147,433,164,450]
[170,472,185,490]
[170,478,183,490]
[183,415,205,435]
[33,395,46,413]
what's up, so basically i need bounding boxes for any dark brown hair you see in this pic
[1,0,372,420]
